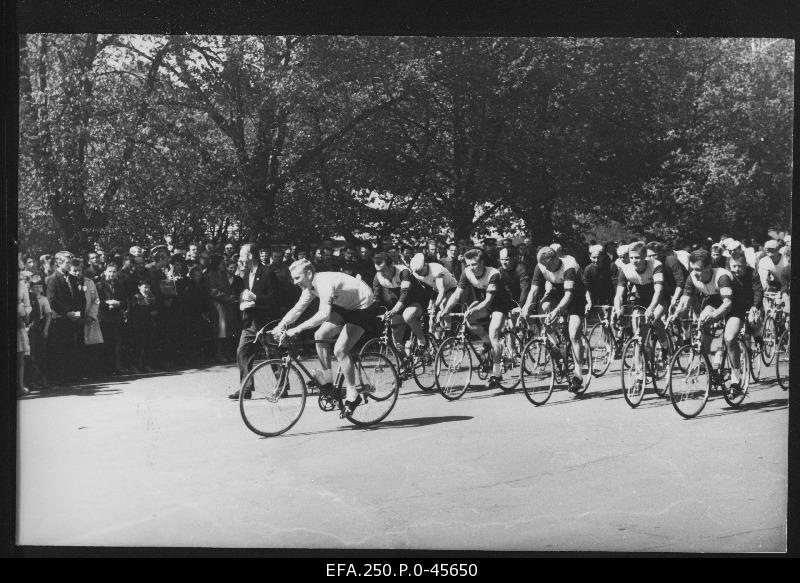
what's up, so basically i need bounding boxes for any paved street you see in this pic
[17,353,789,553]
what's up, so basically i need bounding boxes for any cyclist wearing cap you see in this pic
[372,252,432,359]
[613,241,669,352]
[271,260,378,416]
[644,241,687,311]
[409,253,458,314]
[758,239,789,295]
[521,246,588,392]
[438,248,516,389]
[670,249,745,393]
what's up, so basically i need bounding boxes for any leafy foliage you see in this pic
[18,35,793,256]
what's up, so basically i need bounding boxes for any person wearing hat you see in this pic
[757,239,789,295]
[409,252,459,318]
[27,274,52,390]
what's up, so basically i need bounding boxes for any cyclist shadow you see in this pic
[696,397,789,419]
[269,415,474,439]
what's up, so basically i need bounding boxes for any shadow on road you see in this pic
[270,415,474,439]
[19,384,123,399]
[693,397,789,419]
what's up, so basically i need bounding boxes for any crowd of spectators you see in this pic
[16,228,791,396]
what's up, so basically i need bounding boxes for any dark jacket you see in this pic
[96,279,129,325]
[499,260,531,305]
[241,263,281,327]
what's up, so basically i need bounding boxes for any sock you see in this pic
[493,363,502,376]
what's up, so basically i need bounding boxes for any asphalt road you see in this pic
[16,352,789,553]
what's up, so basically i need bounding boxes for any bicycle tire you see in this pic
[411,333,439,392]
[721,337,750,407]
[239,359,307,437]
[747,334,762,383]
[497,331,523,392]
[434,336,473,401]
[570,333,593,396]
[360,337,403,380]
[668,345,710,419]
[761,316,777,365]
[621,338,646,408]
[775,329,790,391]
[343,352,400,426]
[521,340,555,406]
[588,322,614,377]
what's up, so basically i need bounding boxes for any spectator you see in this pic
[205,254,240,363]
[179,265,214,365]
[340,246,360,278]
[425,240,440,263]
[356,243,376,282]
[27,275,52,390]
[46,251,83,386]
[17,270,33,396]
[73,261,104,379]
[129,280,158,372]
[97,263,129,376]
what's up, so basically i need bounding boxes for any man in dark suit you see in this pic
[46,251,83,386]
[229,243,281,399]
[97,262,129,375]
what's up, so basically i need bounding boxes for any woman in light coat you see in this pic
[17,270,33,396]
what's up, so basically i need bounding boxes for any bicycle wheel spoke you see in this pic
[435,338,472,400]
[521,341,554,405]
[669,347,710,419]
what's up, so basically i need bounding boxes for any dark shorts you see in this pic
[331,303,380,335]
[700,295,745,322]
[541,290,586,317]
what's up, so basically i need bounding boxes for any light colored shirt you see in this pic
[413,262,457,292]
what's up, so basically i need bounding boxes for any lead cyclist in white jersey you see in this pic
[271,259,379,416]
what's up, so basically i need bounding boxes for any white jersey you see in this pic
[299,271,374,312]
[413,262,457,292]
[757,254,789,291]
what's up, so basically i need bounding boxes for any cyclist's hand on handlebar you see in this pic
[284,327,300,338]
[644,307,654,322]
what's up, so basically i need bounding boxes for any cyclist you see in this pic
[583,244,615,316]
[498,247,531,307]
[372,251,432,361]
[757,239,789,299]
[645,241,687,312]
[520,245,588,392]
[409,252,458,317]
[613,241,669,367]
[437,248,516,388]
[728,248,764,347]
[270,260,378,416]
[670,249,745,393]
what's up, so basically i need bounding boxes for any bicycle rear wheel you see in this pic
[239,360,307,437]
[621,338,646,408]
[761,316,777,365]
[521,340,555,405]
[497,331,523,392]
[411,333,439,392]
[668,346,710,419]
[775,329,790,390]
[721,337,750,407]
[434,336,473,400]
[345,352,399,426]
[588,322,614,377]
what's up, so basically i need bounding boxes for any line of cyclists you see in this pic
[263,235,790,421]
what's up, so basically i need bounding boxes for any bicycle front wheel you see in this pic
[761,316,777,365]
[411,334,439,392]
[521,340,555,405]
[621,338,646,408]
[434,336,473,400]
[588,322,614,377]
[747,334,763,383]
[721,337,750,407]
[775,329,790,391]
[570,334,593,396]
[361,338,403,380]
[345,352,400,426]
[239,359,307,437]
[668,345,710,419]
[497,331,523,392]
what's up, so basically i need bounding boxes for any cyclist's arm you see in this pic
[752,269,764,307]
[440,286,463,315]
[277,288,315,329]
[433,276,447,309]
[522,264,545,312]
[517,263,531,306]
[647,283,663,315]
[292,297,334,333]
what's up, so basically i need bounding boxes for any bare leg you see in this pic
[488,312,506,375]
[315,321,343,379]
[568,314,585,381]
[333,323,366,401]
[403,305,426,348]
[724,317,743,385]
